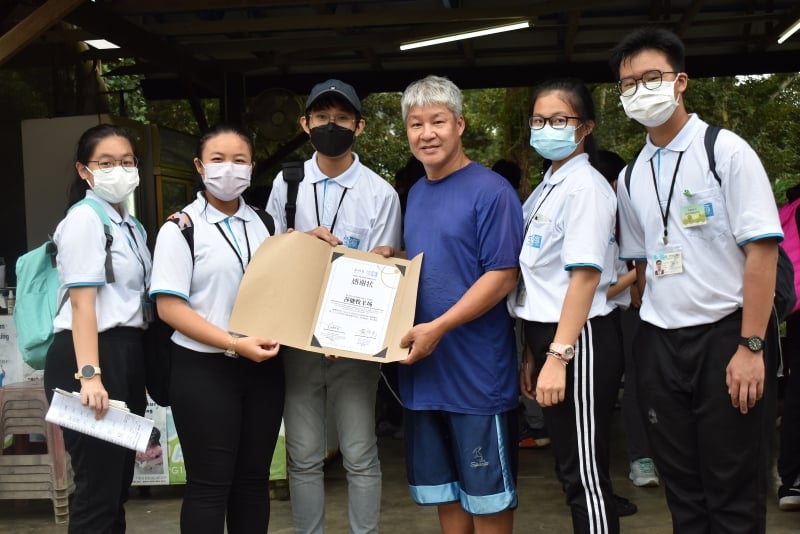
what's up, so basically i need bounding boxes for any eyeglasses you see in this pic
[86,156,139,173]
[308,112,357,128]
[528,115,582,130]
[617,70,679,97]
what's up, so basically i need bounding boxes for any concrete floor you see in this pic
[2,412,799,533]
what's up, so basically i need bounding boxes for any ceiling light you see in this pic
[400,21,530,51]
[84,39,120,50]
[777,17,800,44]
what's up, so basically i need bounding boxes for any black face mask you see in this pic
[309,123,355,157]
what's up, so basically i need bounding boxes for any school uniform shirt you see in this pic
[266,152,402,252]
[617,114,783,329]
[507,154,617,323]
[149,192,271,353]
[607,254,633,311]
[53,190,152,333]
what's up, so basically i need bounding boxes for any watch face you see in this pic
[80,365,96,378]
[563,347,575,360]
[747,337,764,351]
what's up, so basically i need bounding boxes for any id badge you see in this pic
[141,292,155,323]
[680,203,708,227]
[652,244,683,278]
[515,274,527,306]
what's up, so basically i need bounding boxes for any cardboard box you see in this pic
[229,231,421,362]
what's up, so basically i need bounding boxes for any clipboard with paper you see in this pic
[228,231,422,362]
[45,388,154,452]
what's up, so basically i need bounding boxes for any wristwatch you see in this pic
[74,365,101,380]
[549,342,575,362]
[739,335,765,352]
[224,336,240,359]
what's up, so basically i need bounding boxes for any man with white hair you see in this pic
[398,75,523,534]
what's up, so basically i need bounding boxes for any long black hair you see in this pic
[66,124,137,209]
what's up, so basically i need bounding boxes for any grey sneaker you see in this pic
[779,475,800,511]
[629,458,659,487]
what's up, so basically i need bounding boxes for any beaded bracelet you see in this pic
[545,350,568,367]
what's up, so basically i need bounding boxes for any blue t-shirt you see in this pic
[399,162,523,415]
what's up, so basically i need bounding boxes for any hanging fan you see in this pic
[246,88,302,140]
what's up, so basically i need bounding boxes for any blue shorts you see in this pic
[403,409,518,515]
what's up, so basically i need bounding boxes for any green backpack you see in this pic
[13,198,143,369]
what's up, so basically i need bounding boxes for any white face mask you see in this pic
[620,81,679,127]
[89,166,140,204]
[201,162,252,202]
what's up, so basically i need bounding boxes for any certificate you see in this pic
[228,231,422,362]
[313,257,401,354]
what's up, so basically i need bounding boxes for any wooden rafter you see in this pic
[0,0,85,67]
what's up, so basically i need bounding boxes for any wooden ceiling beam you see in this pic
[107,0,376,15]
[142,2,594,36]
[0,0,85,67]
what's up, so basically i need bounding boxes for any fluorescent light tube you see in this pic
[85,39,120,50]
[778,17,800,44]
[400,21,530,51]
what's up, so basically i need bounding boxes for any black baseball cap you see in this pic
[305,79,361,113]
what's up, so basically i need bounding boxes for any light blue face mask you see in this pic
[529,125,581,162]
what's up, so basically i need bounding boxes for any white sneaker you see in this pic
[629,458,659,487]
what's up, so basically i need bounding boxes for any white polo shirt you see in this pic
[149,193,271,353]
[266,152,402,252]
[607,254,632,310]
[508,153,616,323]
[53,190,152,333]
[617,114,783,329]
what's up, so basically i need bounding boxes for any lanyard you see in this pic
[123,223,148,286]
[523,183,557,236]
[214,218,252,273]
[649,150,685,244]
[313,180,348,234]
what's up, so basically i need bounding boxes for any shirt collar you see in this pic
[308,152,361,188]
[193,191,253,224]
[543,153,589,186]
[640,114,705,161]
[85,189,126,224]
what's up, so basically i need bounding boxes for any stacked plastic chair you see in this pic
[0,380,74,523]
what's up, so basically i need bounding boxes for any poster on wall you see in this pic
[167,407,186,485]
[132,397,169,486]
[0,315,40,386]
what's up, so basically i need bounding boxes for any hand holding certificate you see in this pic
[228,232,422,362]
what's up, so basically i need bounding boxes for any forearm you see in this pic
[553,268,601,346]
[741,239,779,339]
[70,287,100,369]
[607,269,636,299]
[156,295,235,351]
[434,267,518,335]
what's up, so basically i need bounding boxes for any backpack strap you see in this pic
[72,198,115,283]
[281,161,305,229]
[167,210,196,259]
[623,147,642,195]
[250,206,275,236]
[704,124,722,185]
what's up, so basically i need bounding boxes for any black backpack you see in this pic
[623,125,796,322]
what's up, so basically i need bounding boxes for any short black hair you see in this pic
[492,159,521,190]
[594,150,626,185]
[609,27,686,77]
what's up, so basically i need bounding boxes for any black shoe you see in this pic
[614,494,638,517]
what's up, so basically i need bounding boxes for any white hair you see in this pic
[401,75,463,121]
